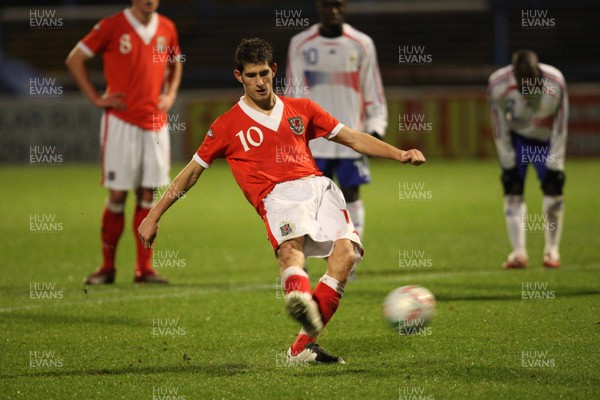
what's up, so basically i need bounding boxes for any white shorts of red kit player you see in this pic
[261,175,363,269]
[100,113,170,191]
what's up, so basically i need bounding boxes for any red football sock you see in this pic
[101,207,124,271]
[291,278,343,356]
[281,267,313,356]
[312,281,341,326]
[133,205,153,275]
[283,273,312,295]
[291,334,316,355]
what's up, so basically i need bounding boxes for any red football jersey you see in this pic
[79,9,180,130]
[194,96,344,211]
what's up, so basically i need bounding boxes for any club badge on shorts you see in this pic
[280,222,295,237]
[288,116,305,135]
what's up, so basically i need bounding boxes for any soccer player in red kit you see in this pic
[66,0,182,284]
[138,38,425,363]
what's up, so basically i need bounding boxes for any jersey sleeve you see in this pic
[488,79,515,170]
[285,34,306,99]
[305,99,344,141]
[547,82,568,171]
[78,18,112,57]
[359,36,388,136]
[194,122,228,168]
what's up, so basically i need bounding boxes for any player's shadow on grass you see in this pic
[4,364,372,380]
[2,363,251,379]
[288,367,370,376]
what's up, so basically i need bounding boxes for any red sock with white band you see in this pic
[291,274,345,356]
[280,266,311,295]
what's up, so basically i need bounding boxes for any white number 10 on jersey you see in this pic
[236,127,264,151]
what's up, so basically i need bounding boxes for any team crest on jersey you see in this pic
[279,222,295,237]
[288,117,305,135]
[155,36,167,53]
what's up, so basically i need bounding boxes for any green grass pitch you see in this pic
[0,159,598,399]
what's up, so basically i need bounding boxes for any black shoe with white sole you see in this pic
[287,343,345,364]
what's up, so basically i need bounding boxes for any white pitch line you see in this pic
[0,282,274,313]
[1,264,597,313]
[364,263,600,283]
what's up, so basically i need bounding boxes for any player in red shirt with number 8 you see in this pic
[138,38,425,364]
[66,0,182,284]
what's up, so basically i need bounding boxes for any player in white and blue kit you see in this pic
[286,0,387,262]
[488,50,568,269]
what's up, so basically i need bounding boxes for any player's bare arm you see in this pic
[332,126,425,165]
[138,160,205,248]
[158,60,183,112]
[65,47,126,110]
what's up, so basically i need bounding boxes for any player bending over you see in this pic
[138,38,425,364]
[488,50,568,269]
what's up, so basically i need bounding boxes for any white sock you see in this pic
[504,195,527,258]
[347,200,365,238]
[542,195,564,259]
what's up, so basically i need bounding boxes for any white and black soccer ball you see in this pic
[382,285,435,334]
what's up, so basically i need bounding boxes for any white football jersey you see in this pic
[488,63,568,170]
[286,23,388,159]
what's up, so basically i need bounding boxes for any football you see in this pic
[382,285,436,334]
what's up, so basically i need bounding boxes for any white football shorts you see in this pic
[100,113,170,191]
[261,175,364,264]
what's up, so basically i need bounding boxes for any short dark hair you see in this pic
[512,49,539,73]
[234,38,275,72]
[511,49,542,87]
